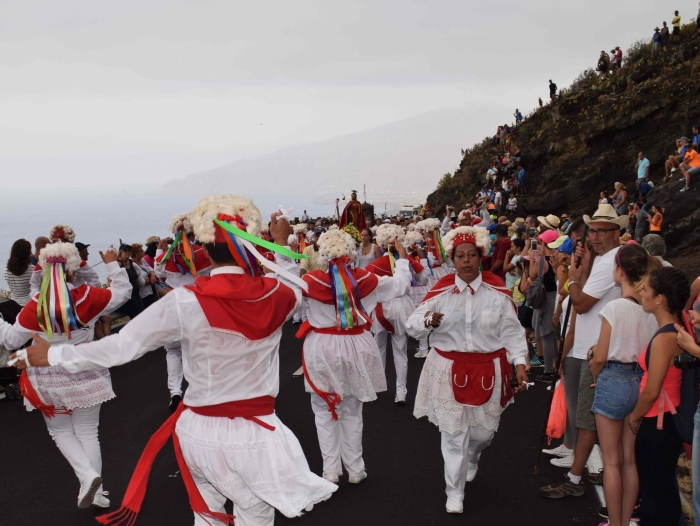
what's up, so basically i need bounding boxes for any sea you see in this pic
[0,192,340,289]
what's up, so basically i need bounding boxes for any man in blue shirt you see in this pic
[635,150,650,198]
[652,27,661,53]
[517,167,527,194]
[514,109,523,126]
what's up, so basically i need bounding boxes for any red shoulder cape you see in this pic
[185,273,297,340]
[17,285,113,332]
[365,254,424,277]
[302,268,379,304]
[156,245,212,274]
[421,272,514,306]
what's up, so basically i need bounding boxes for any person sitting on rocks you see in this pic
[679,144,700,192]
[665,137,688,180]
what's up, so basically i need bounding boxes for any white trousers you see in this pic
[310,394,365,477]
[441,426,495,502]
[418,336,429,352]
[44,404,103,486]
[166,345,183,396]
[374,329,408,396]
[292,305,307,323]
[193,471,275,526]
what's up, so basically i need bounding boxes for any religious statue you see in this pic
[339,190,367,230]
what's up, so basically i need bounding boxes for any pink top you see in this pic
[638,343,681,418]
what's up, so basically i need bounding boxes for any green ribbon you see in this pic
[214,220,308,260]
[160,231,182,265]
[37,268,53,339]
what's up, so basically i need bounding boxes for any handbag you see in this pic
[526,256,547,310]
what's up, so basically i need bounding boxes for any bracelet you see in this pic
[568,280,579,288]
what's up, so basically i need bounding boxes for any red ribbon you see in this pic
[375,303,395,334]
[96,396,276,526]
[19,371,72,419]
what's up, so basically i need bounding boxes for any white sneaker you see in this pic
[550,454,575,468]
[542,443,573,458]
[323,473,339,484]
[348,471,367,484]
[77,474,103,509]
[414,349,429,359]
[466,462,478,482]
[394,393,406,404]
[92,491,110,509]
[671,167,678,173]
[446,498,463,514]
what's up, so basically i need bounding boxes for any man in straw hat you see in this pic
[537,214,561,232]
[541,203,626,499]
[15,195,337,526]
[406,226,528,514]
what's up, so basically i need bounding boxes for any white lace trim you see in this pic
[177,430,270,452]
[25,366,115,411]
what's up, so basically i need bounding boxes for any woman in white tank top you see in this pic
[356,228,382,268]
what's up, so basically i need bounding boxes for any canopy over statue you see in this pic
[339,190,367,230]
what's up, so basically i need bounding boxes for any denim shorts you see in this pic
[591,362,642,420]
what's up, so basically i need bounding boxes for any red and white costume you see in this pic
[297,229,411,480]
[43,195,337,526]
[366,224,423,401]
[405,227,527,512]
[154,214,212,399]
[0,248,131,506]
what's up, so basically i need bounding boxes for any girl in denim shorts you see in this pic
[587,244,661,526]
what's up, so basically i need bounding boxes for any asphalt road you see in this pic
[1,322,599,525]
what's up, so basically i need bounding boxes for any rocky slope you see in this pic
[427,24,700,261]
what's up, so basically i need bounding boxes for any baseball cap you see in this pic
[538,229,560,244]
[146,236,160,245]
[75,242,90,251]
[557,238,575,254]
[487,223,497,232]
[118,243,132,253]
[546,235,568,249]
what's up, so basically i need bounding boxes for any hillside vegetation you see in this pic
[427,23,700,259]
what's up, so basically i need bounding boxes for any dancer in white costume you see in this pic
[406,226,528,514]
[1,242,131,510]
[403,230,433,359]
[154,213,212,411]
[297,229,411,483]
[365,224,425,403]
[416,218,454,288]
[15,195,336,526]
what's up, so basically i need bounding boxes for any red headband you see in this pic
[453,233,477,247]
[214,213,246,243]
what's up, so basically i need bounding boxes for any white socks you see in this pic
[567,472,581,484]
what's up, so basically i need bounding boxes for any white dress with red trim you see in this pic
[45,266,337,518]
[405,273,528,434]
[154,245,212,288]
[366,255,422,336]
[0,261,133,412]
[300,260,411,402]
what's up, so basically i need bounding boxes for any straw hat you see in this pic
[537,214,560,230]
[583,204,629,229]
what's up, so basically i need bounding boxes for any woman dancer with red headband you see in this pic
[15,194,336,526]
[406,226,528,515]
[297,228,411,484]
[154,213,212,411]
[0,242,131,510]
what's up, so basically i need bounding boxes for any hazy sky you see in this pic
[0,0,677,189]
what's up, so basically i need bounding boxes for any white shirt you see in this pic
[301,214,308,221]
[508,197,517,207]
[494,192,502,206]
[153,249,211,288]
[134,261,155,298]
[486,168,497,179]
[46,264,301,407]
[306,259,411,328]
[599,298,656,363]
[571,246,621,359]
[405,273,528,366]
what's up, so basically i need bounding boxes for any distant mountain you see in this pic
[160,107,505,203]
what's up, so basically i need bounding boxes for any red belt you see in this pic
[295,320,368,339]
[97,396,275,526]
[435,348,514,408]
[375,303,395,334]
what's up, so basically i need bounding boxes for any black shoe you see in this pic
[597,506,608,519]
[535,373,554,384]
[169,394,182,413]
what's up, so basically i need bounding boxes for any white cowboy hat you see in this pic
[583,203,629,229]
[537,214,560,230]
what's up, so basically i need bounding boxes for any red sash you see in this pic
[96,396,275,526]
[435,348,514,408]
[19,370,72,418]
[375,303,395,334]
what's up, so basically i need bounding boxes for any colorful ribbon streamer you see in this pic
[37,260,85,340]
[327,257,371,330]
[159,231,198,276]
[432,230,447,263]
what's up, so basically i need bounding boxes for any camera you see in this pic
[530,239,537,250]
[674,353,700,369]
[528,227,536,238]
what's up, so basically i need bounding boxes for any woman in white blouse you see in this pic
[355,228,381,268]
[3,239,35,306]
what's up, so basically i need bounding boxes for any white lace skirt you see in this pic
[426,264,452,288]
[176,410,337,516]
[24,366,115,412]
[303,331,386,402]
[373,295,415,336]
[414,350,511,434]
[408,285,430,308]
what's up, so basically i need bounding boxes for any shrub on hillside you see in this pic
[625,39,651,67]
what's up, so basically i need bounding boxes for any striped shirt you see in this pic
[4,265,35,306]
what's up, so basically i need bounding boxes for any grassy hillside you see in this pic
[427,23,700,258]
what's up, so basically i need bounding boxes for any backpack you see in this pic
[526,256,547,310]
[644,313,700,444]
